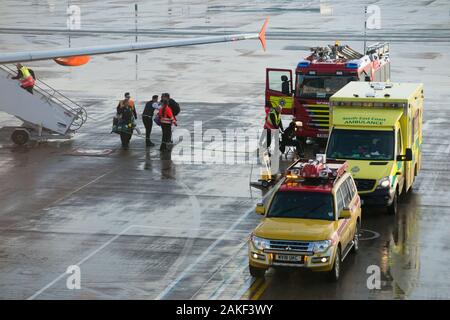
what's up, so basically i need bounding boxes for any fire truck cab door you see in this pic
[266,68,294,115]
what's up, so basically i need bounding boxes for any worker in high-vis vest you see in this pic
[12,63,35,94]
[264,103,283,149]
[158,98,177,151]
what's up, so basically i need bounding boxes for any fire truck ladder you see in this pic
[338,45,364,60]
[0,64,87,145]
[310,45,363,61]
[366,42,390,56]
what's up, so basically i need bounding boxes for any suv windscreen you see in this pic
[267,191,334,221]
[326,129,395,160]
[296,74,357,98]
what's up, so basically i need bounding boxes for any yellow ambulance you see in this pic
[326,82,423,215]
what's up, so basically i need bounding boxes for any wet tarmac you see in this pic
[0,0,449,300]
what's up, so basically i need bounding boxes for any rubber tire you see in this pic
[387,190,398,216]
[249,265,266,278]
[328,247,341,282]
[351,223,360,254]
[11,130,29,146]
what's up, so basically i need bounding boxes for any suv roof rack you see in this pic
[286,155,348,182]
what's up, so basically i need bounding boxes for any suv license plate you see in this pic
[275,254,302,262]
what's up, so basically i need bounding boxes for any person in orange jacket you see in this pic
[158,98,177,151]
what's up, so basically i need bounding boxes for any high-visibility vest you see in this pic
[19,66,35,88]
[159,106,175,124]
[264,109,281,129]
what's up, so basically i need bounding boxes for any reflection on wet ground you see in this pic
[0,0,449,300]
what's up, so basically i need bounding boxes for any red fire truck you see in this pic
[265,42,390,145]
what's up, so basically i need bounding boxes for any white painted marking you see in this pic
[209,257,248,300]
[232,276,255,300]
[154,208,253,300]
[359,229,381,241]
[27,225,134,300]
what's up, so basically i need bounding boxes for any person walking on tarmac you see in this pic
[142,95,160,147]
[264,102,284,151]
[159,98,177,151]
[12,63,35,94]
[161,93,180,117]
[116,93,137,150]
[118,92,137,120]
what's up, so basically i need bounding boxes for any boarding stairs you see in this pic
[0,64,87,145]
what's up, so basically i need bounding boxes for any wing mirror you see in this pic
[396,148,413,162]
[339,208,351,219]
[255,203,266,215]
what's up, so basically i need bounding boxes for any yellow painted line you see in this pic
[251,277,272,300]
[240,277,263,300]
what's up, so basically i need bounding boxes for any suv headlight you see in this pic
[251,234,270,251]
[312,240,332,253]
[376,176,391,189]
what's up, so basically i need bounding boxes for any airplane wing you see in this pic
[0,18,268,66]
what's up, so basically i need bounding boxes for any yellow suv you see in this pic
[248,157,362,281]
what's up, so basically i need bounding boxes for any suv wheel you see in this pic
[249,265,266,278]
[328,248,341,282]
[352,223,360,254]
[387,190,398,215]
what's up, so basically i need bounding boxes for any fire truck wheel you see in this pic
[387,189,398,216]
[249,265,266,278]
[11,130,29,146]
[328,247,341,282]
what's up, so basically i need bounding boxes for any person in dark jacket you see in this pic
[161,93,180,116]
[116,98,135,150]
[281,75,290,95]
[142,95,159,147]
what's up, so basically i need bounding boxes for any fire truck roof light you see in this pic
[298,61,310,67]
[346,61,360,69]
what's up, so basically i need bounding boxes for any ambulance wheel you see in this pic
[11,130,29,145]
[387,190,398,216]
[249,265,266,278]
